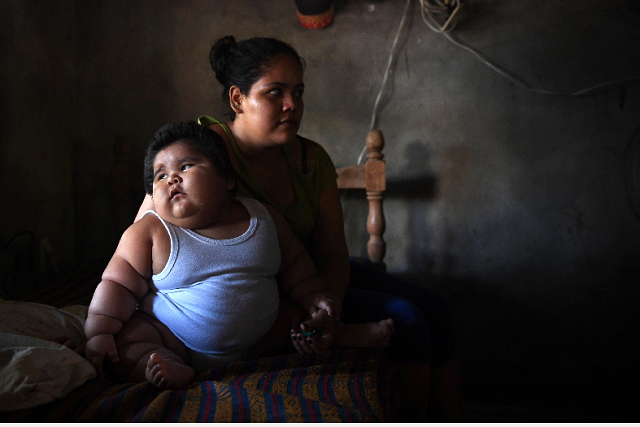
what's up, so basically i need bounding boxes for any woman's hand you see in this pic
[290,309,336,354]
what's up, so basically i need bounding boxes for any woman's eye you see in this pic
[269,88,281,95]
[294,89,304,98]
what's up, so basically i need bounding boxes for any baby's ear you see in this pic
[226,178,236,191]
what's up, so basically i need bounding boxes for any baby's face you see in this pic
[152,141,235,229]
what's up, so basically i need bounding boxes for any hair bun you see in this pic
[210,36,237,82]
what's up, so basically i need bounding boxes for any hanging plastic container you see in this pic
[294,0,334,29]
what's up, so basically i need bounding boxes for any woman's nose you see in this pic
[282,95,297,111]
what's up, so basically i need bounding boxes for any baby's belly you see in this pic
[140,277,280,355]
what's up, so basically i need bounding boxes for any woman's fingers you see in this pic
[291,329,305,354]
[290,329,314,353]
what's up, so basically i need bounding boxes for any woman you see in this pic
[138,36,458,421]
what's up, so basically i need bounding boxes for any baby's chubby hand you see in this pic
[85,334,120,377]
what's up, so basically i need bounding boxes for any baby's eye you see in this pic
[156,173,167,181]
[182,164,193,171]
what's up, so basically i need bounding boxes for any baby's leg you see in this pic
[112,311,195,389]
[246,297,308,359]
[297,311,394,351]
[335,318,395,349]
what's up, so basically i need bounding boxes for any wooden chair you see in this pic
[336,129,387,269]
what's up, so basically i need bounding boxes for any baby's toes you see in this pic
[147,353,162,369]
[151,370,165,387]
[383,318,395,334]
[146,354,165,387]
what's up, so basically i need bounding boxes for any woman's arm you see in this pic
[135,194,155,221]
[266,205,337,318]
[309,181,351,305]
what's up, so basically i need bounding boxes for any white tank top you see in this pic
[139,196,280,358]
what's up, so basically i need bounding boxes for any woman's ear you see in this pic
[229,86,243,115]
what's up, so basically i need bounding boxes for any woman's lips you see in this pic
[279,119,299,128]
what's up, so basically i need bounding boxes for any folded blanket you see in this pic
[0,300,96,411]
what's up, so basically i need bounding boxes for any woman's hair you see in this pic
[209,36,305,117]
[143,121,235,195]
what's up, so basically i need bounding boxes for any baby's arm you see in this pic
[265,205,339,319]
[84,217,155,375]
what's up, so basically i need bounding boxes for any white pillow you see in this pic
[0,300,96,411]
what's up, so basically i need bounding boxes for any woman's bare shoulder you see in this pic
[207,122,231,142]
[207,121,240,168]
[291,135,321,170]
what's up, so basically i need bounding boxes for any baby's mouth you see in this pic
[170,189,184,200]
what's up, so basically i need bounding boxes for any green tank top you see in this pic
[198,115,338,248]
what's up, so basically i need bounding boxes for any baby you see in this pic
[85,121,393,389]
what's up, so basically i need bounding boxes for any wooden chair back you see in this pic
[336,129,386,269]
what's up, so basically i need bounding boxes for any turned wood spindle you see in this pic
[365,129,386,267]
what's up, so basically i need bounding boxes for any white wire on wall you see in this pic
[359,0,640,165]
[420,0,640,97]
[361,0,413,166]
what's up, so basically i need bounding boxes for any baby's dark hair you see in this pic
[143,121,235,195]
[209,36,305,118]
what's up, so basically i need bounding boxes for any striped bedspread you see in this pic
[1,349,396,422]
[4,262,398,422]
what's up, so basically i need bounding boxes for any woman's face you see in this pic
[236,54,305,146]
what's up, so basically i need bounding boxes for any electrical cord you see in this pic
[367,0,414,133]
[419,0,463,33]
[420,0,640,96]
[361,0,414,166]
[360,0,640,166]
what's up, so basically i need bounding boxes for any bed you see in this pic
[0,130,395,422]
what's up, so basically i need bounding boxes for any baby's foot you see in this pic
[146,353,195,389]
[369,318,395,348]
[337,318,395,349]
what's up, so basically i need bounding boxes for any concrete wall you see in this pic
[2,0,640,415]
[1,1,77,292]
